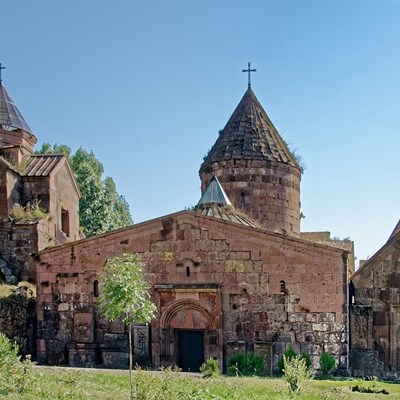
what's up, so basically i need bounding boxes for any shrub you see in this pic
[0,332,34,395]
[277,345,297,374]
[283,354,314,395]
[10,199,47,222]
[227,352,264,377]
[200,357,220,378]
[320,352,336,378]
[301,351,312,369]
[277,346,313,374]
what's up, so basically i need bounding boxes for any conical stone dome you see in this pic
[0,81,32,134]
[200,86,299,173]
[199,86,302,236]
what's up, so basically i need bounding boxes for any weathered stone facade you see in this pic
[2,76,360,376]
[0,293,36,357]
[0,79,80,357]
[36,211,349,373]
[350,228,400,378]
[0,129,80,282]
[200,160,301,237]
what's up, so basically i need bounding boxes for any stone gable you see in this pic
[36,211,349,372]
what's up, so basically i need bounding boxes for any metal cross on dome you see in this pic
[0,63,4,82]
[242,62,256,87]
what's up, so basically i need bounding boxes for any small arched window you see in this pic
[93,280,99,297]
[186,266,191,277]
[280,280,286,295]
[61,208,70,237]
[240,192,245,209]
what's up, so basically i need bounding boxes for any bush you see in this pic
[227,352,264,377]
[301,351,312,369]
[0,332,33,395]
[200,357,220,378]
[283,354,314,395]
[10,199,47,222]
[277,346,313,374]
[319,352,336,378]
[277,346,297,374]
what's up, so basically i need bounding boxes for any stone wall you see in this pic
[0,218,58,282]
[0,293,36,357]
[350,231,400,378]
[36,211,348,372]
[200,160,301,236]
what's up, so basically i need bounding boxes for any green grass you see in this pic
[2,367,400,399]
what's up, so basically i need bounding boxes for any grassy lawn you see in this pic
[2,367,399,399]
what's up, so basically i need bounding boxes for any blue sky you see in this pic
[1,0,399,264]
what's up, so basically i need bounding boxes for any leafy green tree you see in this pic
[99,253,157,400]
[36,143,133,236]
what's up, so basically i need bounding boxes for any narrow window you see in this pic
[280,280,286,295]
[186,266,191,277]
[61,208,70,237]
[240,192,245,209]
[93,280,99,297]
[349,281,355,304]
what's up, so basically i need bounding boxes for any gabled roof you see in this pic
[23,154,64,176]
[0,82,32,134]
[351,225,400,283]
[21,154,80,197]
[388,219,400,242]
[200,86,299,173]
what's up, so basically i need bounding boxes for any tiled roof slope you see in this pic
[0,82,32,134]
[200,87,299,172]
[196,204,260,228]
[23,154,64,177]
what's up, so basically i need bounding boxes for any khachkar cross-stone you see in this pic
[242,62,256,87]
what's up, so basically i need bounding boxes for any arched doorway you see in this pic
[158,298,217,372]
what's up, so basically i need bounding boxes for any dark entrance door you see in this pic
[178,330,204,372]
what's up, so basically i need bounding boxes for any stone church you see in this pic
[350,221,400,378]
[1,68,397,377]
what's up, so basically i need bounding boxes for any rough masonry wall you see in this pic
[200,160,301,236]
[36,211,348,372]
[0,294,36,357]
[350,233,400,378]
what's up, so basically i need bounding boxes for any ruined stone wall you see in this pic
[350,233,400,378]
[200,160,301,236]
[36,211,348,372]
[0,218,57,282]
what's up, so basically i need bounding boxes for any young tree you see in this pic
[36,143,133,236]
[99,253,157,400]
